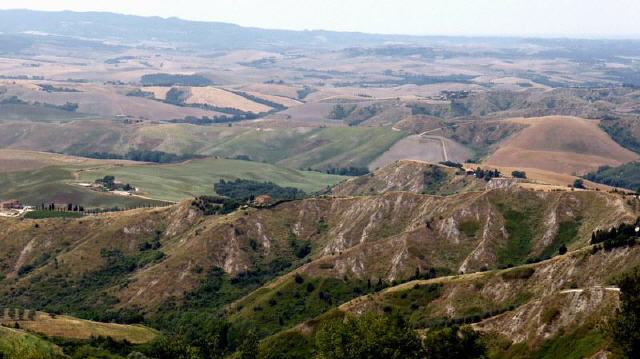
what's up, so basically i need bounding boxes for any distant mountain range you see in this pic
[0,9,639,59]
[0,9,438,50]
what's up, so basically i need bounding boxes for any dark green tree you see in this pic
[239,329,259,359]
[315,313,423,359]
[422,326,487,359]
[612,266,640,357]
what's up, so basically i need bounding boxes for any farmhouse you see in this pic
[0,199,22,210]
[253,194,273,207]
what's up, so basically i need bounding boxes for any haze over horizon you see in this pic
[1,0,640,39]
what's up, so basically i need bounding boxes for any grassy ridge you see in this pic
[78,158,347,202]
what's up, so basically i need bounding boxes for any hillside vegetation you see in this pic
[584,161,640,192]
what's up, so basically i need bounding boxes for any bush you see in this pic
[511,170,527,179]
[558,245,568,255]
[501,267,535,280]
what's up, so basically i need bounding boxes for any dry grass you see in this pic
[0,149,135,172]
[244,91,303,107]
[472,164,619,191]
[1,312,158,344]
[485,116,639,175]
[369,134,471,170]
[141,86,171,100]
[186,87,272,113]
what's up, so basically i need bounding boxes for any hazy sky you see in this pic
[2,0,640,38]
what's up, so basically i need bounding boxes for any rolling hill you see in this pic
[0,121,407,171]
[0,150,346,207]
[484,116,639,175]
[76,157,347,202]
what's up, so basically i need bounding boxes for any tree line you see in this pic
[74,149,205,163]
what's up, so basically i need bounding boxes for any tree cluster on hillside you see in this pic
[296,86,316,100]
[37,84,80,93]
[573,179,585,189]
[0,95,79,112]
[191,196,241,216]
[214,179,305,202]
[75,149,203,163]
[328,104,356,120]
[601,122,640,154]
[439,161,463,169]
[126,88,155,98]
[344,105,381,126]
[584,162,640,192]
[95,175,133,192]
[590,221,639,250]
[321,166,370,176]
[163,87,189,105]
[230,90,286,111]
[474,167,501,181]
[423,166,450,194]
[511,170,527,179]
[169,113,259,125]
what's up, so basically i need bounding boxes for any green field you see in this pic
[0,166,161,209]
[201,126,407,170]
[77,158,348,202]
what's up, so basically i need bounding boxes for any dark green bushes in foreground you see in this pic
[611,266,640,358]
[314,313,486,359]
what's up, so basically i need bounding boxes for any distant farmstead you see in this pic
[0,199,23,210]
[253,194,273,207]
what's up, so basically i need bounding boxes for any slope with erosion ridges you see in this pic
[485,116,639,175]
[221,189,637,332]
[276,245,638,357]
[339,245,636,325]
[1,186,635,314]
